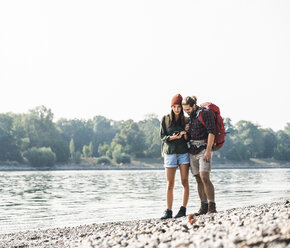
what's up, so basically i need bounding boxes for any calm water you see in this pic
[0,168,289,234]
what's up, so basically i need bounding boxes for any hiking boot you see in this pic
[194,202,208,216]
[207,202,217,214]
[174,206,186,218]
[161,209,172,220]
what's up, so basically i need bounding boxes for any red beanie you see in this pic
[171,94,183,107]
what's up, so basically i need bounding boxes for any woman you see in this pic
[160,93,190,219]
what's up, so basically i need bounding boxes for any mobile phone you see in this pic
[173,131,180,135]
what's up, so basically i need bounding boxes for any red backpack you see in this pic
[198,102,226,151]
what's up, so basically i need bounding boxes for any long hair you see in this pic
[169,107,186,128]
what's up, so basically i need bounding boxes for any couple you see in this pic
[160,94,217,219]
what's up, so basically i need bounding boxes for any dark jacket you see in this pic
[160,115,188,155]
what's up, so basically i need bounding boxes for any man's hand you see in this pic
[203,150,212,162]
[204,133,215,162]
[180,131,187,136]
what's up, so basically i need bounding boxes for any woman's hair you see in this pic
[169,106,186,128]
[182,96,197,107]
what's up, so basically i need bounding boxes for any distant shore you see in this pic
[0,200,289,248]
[0,158,290,171]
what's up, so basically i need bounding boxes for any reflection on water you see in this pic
[0,168,289,234]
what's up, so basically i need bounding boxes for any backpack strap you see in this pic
[161,115,170,158]
[197,108,205,126]
[164,114,170,130]
[196,108,209,145]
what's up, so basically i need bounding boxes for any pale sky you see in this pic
[0,0,289,131]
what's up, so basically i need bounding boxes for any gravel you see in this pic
[0,200,289,248]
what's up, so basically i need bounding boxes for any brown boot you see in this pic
[207,202,217,214]
[194,202,208,216]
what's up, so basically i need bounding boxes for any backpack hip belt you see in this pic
[189,140,207,148]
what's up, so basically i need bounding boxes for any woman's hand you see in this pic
[170,133,182,140]
[169,131,186,141]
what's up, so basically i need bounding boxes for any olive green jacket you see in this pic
[160,115,188,155]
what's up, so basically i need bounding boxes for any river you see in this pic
[0,168,289,234]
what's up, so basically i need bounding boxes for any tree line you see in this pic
[0,106,289,166]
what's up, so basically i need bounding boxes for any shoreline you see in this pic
[0,159,290,172]
[0,200,289,247]
[0,164,289,172]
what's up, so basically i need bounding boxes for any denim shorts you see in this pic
[164,153,190,168]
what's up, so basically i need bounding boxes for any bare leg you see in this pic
[194,174,207,201]
[179,164,189,207]
[200,172,215,200]
[165,167,177,210]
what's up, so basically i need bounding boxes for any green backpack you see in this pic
[161,115,170,157]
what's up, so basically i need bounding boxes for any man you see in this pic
[182,96,217,214]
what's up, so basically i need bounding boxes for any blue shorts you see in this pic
[164,153,190,168]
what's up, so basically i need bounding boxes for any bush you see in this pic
[51,140,70,163]
[71,151,81,164]
[144,143,161,158]
[23,147,56,167]
[111,144,131,164]
[83,145,92,157]
[95,156,112,165]
[98,143,110,157]
[113,152,131,164]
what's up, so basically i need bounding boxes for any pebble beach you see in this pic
[0,200,289,248]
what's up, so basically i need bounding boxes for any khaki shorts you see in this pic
[189,149,212,176]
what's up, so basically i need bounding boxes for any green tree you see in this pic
[69,138,75,157]
[72,151,81,164]
[225,136,249,161]
[112,144,131,164]
[24,106,58,147]
[56,118,93,153]
[88,116,118,156]
[98,143,110,157]
[51,140,70,163]
[235,121,263,158]
[82,142,93,157]
[0,114,22,161]
[284,123,290,137]
[224,118,235,135]
[82,145,90,157]
[274,130,290,161]
[216,118,249,161]
[10,113,30,153]
[89,142,93,157]
[138,114,161,158]
[259,128,277,158]
[111,119,145,158]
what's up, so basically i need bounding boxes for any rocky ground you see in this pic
[0,200,289,248]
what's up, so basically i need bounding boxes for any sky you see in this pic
[0,0,289,131]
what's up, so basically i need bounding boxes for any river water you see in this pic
[0,168,289,234]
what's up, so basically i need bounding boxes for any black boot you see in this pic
[174,206,186,218]
[161,209,172,220]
